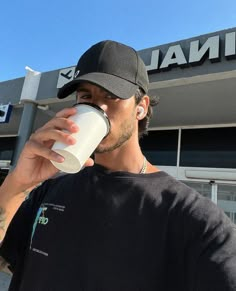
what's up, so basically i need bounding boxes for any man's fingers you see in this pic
[30,129,77,146]
[35,117,79,134]
[25,140,65,163]
[84,158,94,168]
[55,107,77,118]
[25,140,94,166]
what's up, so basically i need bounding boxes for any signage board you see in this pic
[0,104,13,123]
[57,66,75,88]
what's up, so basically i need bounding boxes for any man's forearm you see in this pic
[0,173,34,243]
[0,207,6,242]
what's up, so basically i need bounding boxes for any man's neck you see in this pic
[94,142,144,174]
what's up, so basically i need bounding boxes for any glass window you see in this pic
[0,169,8,186]
[217,184,236,224]
[180,127,236,168]
[0,137,17,161]
[140,130,178,166]
[181,181,212,199]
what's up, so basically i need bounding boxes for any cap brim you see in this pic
[57,72,139,99]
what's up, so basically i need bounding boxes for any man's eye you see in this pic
[79,94,91,99]
[106,93,117,100]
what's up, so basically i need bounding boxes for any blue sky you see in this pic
[0,0,235,81]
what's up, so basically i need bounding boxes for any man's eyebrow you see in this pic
[76,87,90,92]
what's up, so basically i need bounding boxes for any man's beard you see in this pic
[95,117,135,154]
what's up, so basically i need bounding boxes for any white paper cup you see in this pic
[51,103,110,173]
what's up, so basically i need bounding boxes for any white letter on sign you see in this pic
[225,32,236,57]
[159,45,187,69]
[189,35,220,63]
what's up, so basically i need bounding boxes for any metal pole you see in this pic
[10,67,41,171]
[10,101,37,169]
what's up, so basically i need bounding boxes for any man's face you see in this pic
[76,82,138,153]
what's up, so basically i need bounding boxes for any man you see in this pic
[0,40,236,291]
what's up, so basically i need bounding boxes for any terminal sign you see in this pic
[57,66,75,88]
[146,31,236,72]
[56,32,236,81]
[0,104,13,123]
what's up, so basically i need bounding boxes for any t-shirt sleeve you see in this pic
[195,223,236,290]
[183,194,236,291]
[0,183,47,271]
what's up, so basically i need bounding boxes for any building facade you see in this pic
[0,27,236,225]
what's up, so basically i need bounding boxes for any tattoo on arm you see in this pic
[0,207,6,235]
[0,256,11,273]
[23,189,31,197]
[0,188,35,274]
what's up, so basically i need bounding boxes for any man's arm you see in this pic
[0,174,35,273]
[0,107,93,258]
[0,173,35,244]
[0,108,81,243]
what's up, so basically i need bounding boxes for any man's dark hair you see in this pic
[135,88,159,139]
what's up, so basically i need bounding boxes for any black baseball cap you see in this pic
[57,40,149,99]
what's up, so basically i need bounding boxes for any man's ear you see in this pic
[136,95,149,120]
[137,106,145,118]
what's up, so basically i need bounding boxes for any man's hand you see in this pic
[11,107,94,190]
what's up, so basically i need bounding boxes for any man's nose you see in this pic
[99,104,108,112]
[91,98,108,112]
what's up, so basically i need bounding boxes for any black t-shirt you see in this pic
[1,165,236,291]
